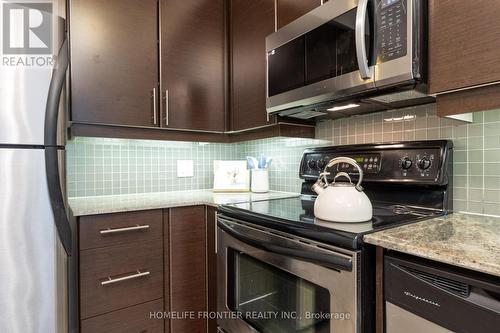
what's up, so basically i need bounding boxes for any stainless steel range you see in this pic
[217,140,453,333]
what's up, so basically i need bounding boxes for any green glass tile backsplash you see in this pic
[315,104,500,216]
[67,104,500,216]
[67,138,238,197]
[67,136,327,197]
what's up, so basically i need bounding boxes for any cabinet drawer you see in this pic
[81,299,164,333]
[80,239,163,319]
[79,210,163,250]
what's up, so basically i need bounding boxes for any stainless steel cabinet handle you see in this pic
[101,270,150,286]
[214,210,218,254]
[152,88,158,125]
[355,0,373,79]
[274,0,278,32]
[164,89,169,126]
[99,224,150,235]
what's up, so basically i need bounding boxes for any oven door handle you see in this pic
[218,220,353,272]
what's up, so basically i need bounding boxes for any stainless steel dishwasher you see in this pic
[384,253,500,333]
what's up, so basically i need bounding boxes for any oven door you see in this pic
[217,216,360,333]
[266,0,376,114]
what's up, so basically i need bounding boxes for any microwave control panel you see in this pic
[376,0,408,63]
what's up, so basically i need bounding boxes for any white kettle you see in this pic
[312,157,373,223]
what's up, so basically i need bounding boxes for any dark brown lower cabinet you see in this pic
[78,206,217,333]
[78,209,165,332]
[79,240,164,319]
[166,206,208,332]
[81,299,164,333]
[206,206,218,333]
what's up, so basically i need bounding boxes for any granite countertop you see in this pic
[69,190,299,217]
[364,213,500,277]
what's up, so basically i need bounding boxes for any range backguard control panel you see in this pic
[302,147,444,183]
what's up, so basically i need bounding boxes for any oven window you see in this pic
[228,249,330,333]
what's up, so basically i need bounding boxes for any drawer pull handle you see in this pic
[99,224,150,235]
[101,270,151,286]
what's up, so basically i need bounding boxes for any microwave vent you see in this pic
[366,90,430,104]
[288,110,326,119]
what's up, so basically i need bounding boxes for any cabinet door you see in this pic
[81,299,164,333]
[79,239,164,319]
[206,206,218,333]
[79,210,163,250]
[167,206,207,332]
[71,0,159,127]
[230,0,276,131]
[277,0,321,29]
[429,0,500,93]
[160,0,225,131]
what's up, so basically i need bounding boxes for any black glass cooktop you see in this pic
[218,196,445,250]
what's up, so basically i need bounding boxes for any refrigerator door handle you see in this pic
[45,147,72,256]
[44,37,69,147]
[44,37,72,255]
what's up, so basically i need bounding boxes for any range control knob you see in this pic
[307,160,317,170]
[418,157,431,170]
[400,157,413,170]
[317,159,326,170]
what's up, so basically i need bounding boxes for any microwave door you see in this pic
[334,0,376,98]
[266,0,376,114]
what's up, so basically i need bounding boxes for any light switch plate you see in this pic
[177,160,194,178]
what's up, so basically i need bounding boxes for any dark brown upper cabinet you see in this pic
[229,0,320,131]
[429,0,500,94]
[70,0,315,140]
[71,0,159,127]
[71,0,225,132]
[276,0,321,29]
[160,0,226,132]
[229,0,277,131]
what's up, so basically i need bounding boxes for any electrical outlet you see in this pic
[177,160,194,178]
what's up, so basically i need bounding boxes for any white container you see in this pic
[251,169,269,193]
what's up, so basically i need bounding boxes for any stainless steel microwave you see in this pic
[266,0,428,119]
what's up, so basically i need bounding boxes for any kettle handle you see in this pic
[322,157,364,192]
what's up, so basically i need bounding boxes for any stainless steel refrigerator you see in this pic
[0,1,77,332]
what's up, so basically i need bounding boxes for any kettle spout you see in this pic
[312,180,326,195]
